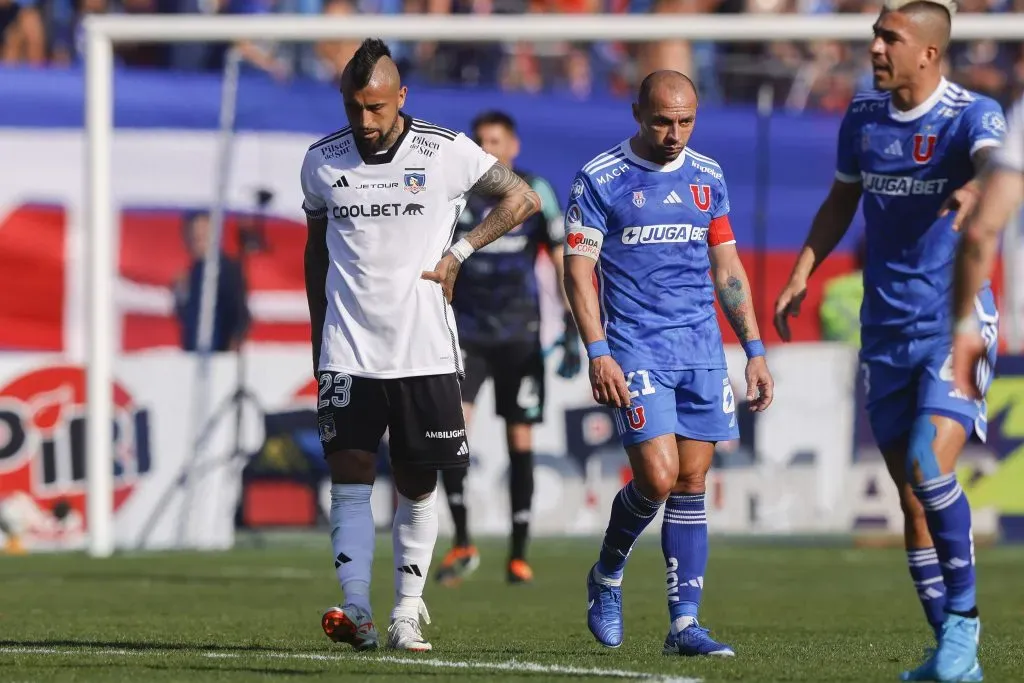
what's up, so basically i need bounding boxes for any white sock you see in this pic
[330,483,374,614]
[392,489,438,621]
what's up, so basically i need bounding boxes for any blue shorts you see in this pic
[863,314,998,448]
[611,368,740,447]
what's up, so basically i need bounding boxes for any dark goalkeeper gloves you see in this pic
[556,311,582,379]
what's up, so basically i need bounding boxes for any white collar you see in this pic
[888,78,948,123]
[620,138,687,172]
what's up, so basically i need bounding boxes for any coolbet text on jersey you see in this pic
[300,114,497,379]
[836,79,1006,445]
[565,140,740,445]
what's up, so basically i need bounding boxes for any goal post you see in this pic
[81,13,1024,558]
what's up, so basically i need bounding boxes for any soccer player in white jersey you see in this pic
[301,39,541,652]
[953,95,1024,397]
[774,1,1006,680]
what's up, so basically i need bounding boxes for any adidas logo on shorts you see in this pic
[456,441,469,456]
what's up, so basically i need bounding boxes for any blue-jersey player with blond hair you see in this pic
[563,69,774,657]
[774,1,1006,680]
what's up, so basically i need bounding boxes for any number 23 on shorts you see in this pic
[318,372,353,408]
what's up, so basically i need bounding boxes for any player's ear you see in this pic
[632,102,641,124]
[397,85,407,109]
[510,135,521,161]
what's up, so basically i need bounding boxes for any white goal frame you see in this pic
[82,13,1023,558]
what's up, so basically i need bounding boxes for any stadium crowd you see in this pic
[0,0,1021,110]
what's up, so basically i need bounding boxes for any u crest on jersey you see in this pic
[912,133,937,164]
[690,184,711,211]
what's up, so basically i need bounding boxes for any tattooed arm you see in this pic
[941,145,999,232]
[461,162,542,250]
[710,242,761,344]
[953,166,1024,324]
[710,242,774,411]
[423,162,541,301]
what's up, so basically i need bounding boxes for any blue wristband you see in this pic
[586,340,611,360]
[743,339,766,359]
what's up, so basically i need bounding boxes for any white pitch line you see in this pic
[0,646,701,682]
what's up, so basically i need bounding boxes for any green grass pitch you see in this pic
[0,535,1022,682]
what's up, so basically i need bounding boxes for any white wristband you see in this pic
[449,238,475,263]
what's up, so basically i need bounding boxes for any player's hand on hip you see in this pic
[939,183,980,232]
[773,280,807,342]
[421,252,462,303]
[745,356,774,412]
[952,327,986,400]
[590,356,631,408]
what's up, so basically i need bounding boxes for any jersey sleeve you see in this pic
[563,172,606,261]
[299,151,327,220]
[835,106,861,184]
[963,97,1007,158]
[992,97,1023,173]
[530,175,565,245]
[445,133,499,201]
[708,173,736,247]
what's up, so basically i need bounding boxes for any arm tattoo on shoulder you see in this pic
[470,162,525,198]
[718,276,753,342]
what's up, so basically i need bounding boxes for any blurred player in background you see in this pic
[301,38,540,653]
[774,2,1006,679]
[173,210,251,353]
[565,70,774,656]
[953,95,1024,397]
[435,110,581,588]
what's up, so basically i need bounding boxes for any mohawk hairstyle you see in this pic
[347,38,392,90]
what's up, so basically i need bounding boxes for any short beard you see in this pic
[357,113,403,156]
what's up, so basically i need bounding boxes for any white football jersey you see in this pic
[301,114,497,379]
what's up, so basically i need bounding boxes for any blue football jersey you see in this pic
[835,79,1006,355]
[565,140,736,373]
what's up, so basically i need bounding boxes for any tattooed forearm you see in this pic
[718,276,756,343]
[953,168,1024,321]
[971,146,994,178]
[463,162,542,250]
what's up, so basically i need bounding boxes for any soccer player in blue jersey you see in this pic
[564,70,775,656]
[435,110,582,586]
[774,1,1006,680]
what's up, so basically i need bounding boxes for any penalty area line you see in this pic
[0,646,700,682]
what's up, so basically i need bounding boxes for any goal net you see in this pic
[2,13,1020,558]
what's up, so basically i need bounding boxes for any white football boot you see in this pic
[386,599,433,652]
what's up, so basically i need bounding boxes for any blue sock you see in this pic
[913,473,977,615]
[596,481,663,579]
[662,492,707,623]
[906,547,947,635]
